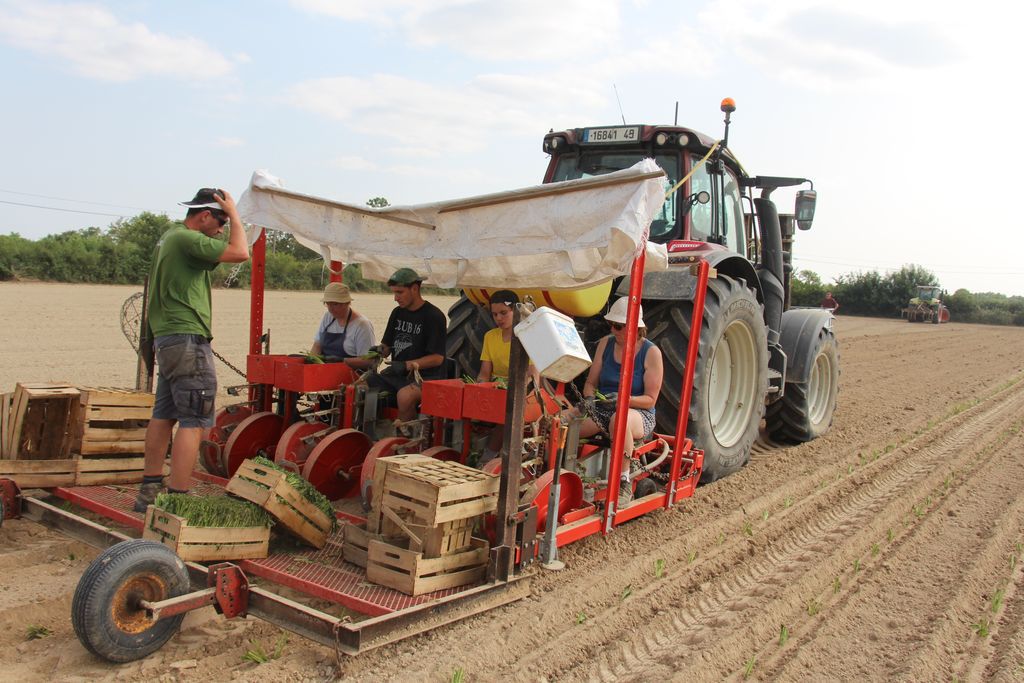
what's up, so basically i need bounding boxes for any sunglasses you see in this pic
[609,322,625,331]
[209,210,228,227]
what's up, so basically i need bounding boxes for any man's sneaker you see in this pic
[618,478,633,507]
[133,482,163,513]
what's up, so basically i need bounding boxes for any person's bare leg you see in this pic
[142,418,174,477]
[167,427,203,491]
[397,384,422,422]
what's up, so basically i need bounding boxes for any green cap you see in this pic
[387,267,423,286]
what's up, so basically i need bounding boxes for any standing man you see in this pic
[820,291,840,314]
[366,268,447,423]
[133,188,250,513]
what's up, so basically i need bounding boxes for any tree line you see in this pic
[0,207,453,295]
[790,264,1024,326]
[1,213,1020,325]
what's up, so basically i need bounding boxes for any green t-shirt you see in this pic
[146,224,227,339]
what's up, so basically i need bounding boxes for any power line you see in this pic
[0,188,157,212]
[0,199,129,218]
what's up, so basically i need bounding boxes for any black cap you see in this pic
[179,188,224,209]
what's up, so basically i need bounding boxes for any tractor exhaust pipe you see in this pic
[754,196,785,343]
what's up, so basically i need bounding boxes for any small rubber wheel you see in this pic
[72,540,190,663]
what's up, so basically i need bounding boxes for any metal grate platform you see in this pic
[54,476,479,616]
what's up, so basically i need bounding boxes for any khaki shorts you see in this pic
[152,334,217,429]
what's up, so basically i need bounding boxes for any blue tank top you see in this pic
[597,337,652,398]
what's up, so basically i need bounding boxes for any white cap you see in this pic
[604,297,645,328]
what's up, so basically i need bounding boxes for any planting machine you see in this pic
[0,99,832,664]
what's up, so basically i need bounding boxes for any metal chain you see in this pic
[212,347,248,379]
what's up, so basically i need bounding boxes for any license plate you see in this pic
[582,126,640,144]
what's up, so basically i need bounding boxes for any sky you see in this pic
[1,0,1022,296]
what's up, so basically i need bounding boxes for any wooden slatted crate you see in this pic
[367,536,489,596]
[366,453,436,533]
[0,459,77,488]
[378,506,477,557]
[341,522,404,568]
[72,387,153,456]
[380,459,499,526]
[2,383,79,460]
[142,505,270,561]
[226,459,334,549]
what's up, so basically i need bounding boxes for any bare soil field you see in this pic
[2,282,1024,682]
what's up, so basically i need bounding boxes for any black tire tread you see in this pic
[765,328,840,443]
[72,539,189,663]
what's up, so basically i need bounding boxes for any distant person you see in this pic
[364,268,447,424]
[821,291,840,314]
[134,188,250,513]
[310,282,376,370]
[475,290,539,467]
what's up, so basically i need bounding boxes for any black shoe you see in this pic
[132,481,162,513]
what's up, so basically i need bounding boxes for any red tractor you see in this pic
[447,100,840,482]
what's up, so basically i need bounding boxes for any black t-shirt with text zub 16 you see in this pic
[382,301,447,380]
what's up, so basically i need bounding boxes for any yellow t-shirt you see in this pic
[480,327,511,380]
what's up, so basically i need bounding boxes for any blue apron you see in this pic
[321,310,352,359]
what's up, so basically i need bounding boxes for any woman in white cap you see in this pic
[576,297,663,504]
[310,282,377,369]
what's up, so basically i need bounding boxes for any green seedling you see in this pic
[26,625,52,640]
[806,599,820,616]
[871,543,880,557]
[742,656,756,679]
[621,585,633,601]
[1016,542,1023,554]
[847,464,853,475]
[461,374,476,384]
[742,520,753,537]
[783,497,793,509]
[887,528,895,543]
[1011,555,1017,572]
[155,492,273,529]
[61,501,73,512]
[654,559,666,579]
[717,532,725,545]
[991,588,1005,613]
[242,643,270,664]
[853,558,861,573]
[833,577,841,594]
[761,510,769,522]
[575,612,587,625]
[67,552,76,562]
[451,668,466,683]
[687,550,697,564]
[971,618,990,638]
[779,624,789,646]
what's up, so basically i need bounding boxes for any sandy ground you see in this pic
[2,282,1024,681]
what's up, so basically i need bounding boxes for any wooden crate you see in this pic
[378,506,477,558]
[225,459,334,549]
[2,383,79,460]
[71,387,153,455]
[367,536,489,596]
[0,392,11,458]
[75,455,168,486]
[341,522,404,568]
[366,453,436,533]
[0,459,77,488]
[142,505,270,561]
[380,459,499,526]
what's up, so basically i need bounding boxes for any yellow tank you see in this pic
[464,281,612,318]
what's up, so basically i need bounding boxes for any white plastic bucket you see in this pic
[514,306,591,383]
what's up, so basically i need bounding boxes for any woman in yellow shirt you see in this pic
[476,291,539,466]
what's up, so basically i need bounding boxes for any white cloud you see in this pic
[292,0,619,61]
[331,155,378,171]
[288,74,547,156]
[0,1,234,82]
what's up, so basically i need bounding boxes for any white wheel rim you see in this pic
[708,319,759,447]
[807,350,834,426]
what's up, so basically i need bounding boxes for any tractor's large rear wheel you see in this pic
[766,327,839,443]
[646,274,768,483]
[446,295,494,379]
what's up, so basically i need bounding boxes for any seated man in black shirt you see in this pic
[365,268,447,422]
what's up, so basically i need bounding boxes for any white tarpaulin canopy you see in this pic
[237,159,669,290]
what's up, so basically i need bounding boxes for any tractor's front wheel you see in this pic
[646,274,768,483]
[72,540,190,662]
[445,295,494,380]
[766,327,839,443]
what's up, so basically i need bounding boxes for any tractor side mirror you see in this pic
[795,190,816,230]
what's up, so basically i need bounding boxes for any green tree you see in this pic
[366,196,390,208]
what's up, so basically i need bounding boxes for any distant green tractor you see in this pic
[904,284,950,324]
